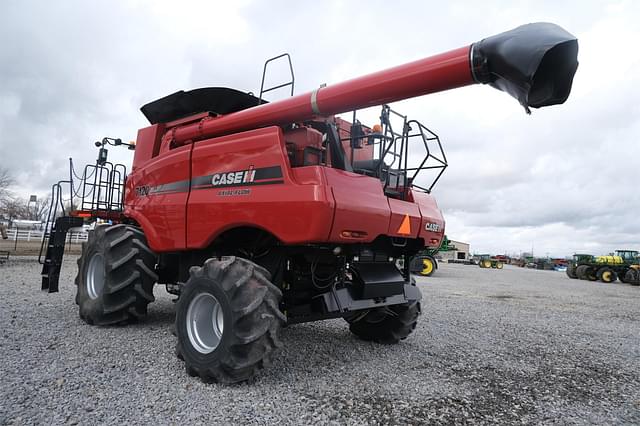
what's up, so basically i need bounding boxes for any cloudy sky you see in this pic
[1,0,638,257]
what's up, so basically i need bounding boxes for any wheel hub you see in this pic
[86,252,105,300]
[421,259,433,275]
[186,293,224,354]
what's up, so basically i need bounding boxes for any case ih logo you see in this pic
[211,166,256,187]
[425,222,441,232]
[192,165,284,190]
[133,165,284,197]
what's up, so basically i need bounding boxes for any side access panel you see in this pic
[124,144,192,252]
[325,169,391,243]
[412,190,445,247]
[187,127,334,247]
[387,197,421,239]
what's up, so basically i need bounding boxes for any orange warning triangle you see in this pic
[397,214,411,235]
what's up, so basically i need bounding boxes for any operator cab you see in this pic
[615,250,639,262]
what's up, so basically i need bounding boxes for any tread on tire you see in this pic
[75,224,158,325]
[346,277,421,345]
[175,256,285,384]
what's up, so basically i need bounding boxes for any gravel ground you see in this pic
[0,257,638,425]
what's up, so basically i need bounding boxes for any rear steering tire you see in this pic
[346,301,421,344]
[175,256,285,383]
[75,224,158,325]
[566,264,578,279]
[346,277,421,345]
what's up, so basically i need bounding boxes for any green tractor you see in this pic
[567,250,639,284]
[409,236,457,277]
[476,254,504,269]
[566,254,594,279]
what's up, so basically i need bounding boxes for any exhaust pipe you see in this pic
[470,22,578,113]
[165,22,578,144]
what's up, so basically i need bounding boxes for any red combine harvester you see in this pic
[40,23,578,383]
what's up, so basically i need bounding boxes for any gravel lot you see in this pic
[1,257,639,425]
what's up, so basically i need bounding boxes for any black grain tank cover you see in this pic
[140,87,265,124]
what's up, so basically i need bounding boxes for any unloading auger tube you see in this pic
[165,22,578,145]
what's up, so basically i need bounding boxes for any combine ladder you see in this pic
[40,216,84,293]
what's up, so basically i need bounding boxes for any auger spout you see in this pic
[164,22,577,144]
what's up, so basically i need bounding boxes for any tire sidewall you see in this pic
[576,265,588,279]
[77,228,109,318]
[176,276,234,368]
[598,267,616,283]
[625,269,639,285]
[347,299,421,344]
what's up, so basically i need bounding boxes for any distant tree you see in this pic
[32,195,52,222]
[0,168,52,226]
[0,167,13,204]
[1,196,26,227]
[2,195,53,224]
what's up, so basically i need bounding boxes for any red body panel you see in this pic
[126,126,446,252]
[186,127,334,248]
[125,145,191,251]
[132,124,164,171]
[325,169,390,242]
[413,191,446,246]
[387,197,421,239]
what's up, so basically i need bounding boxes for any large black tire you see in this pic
[597,267,617,283]
[625,269,640,286]
[575,265,589,280]
[619,268,629,283]
[175,256,285,383]
[585,267,598,281]
[411,255,436,277]
[75,224,158,325]
[346,290,421,345]
[566,264,578,279]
